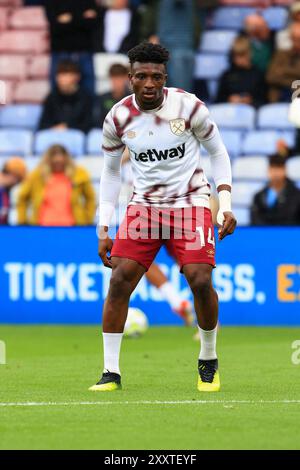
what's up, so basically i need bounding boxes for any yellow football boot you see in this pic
[197,359,220,392]
[89,371,122,392]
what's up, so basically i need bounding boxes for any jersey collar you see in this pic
[133,88,168,114]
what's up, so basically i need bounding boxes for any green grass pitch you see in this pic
[0,325,300,450]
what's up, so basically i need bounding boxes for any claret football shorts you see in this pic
[111,205,216,272]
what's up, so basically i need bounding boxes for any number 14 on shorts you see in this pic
[196,227,215,248]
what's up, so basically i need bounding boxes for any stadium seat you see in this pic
[232,156,268,180]
[34,129,85,157]
[0,104,42,130]
[242,130,282,155]
[0,55,28,79]
[262,7,289,31]
[77,156,104,181]
[0,31,49,53]
[0,129,33,156]
[257,104,293,130]
[9,7,48,30]
[194,54,229,80]
[28,55,50,79]
[210,104,255,130]
[86,129,103,155]
[221,130,243,157]
[287,157,300,181]
[13,80,49,103]
[273,0,294,5]
[0,7,8,30]
[232,180,262,206]
[199,30,238,54]
[0,0,21,5]
[23,155,40,172]
[211,7,256,30]
[201,129,243,158]
[220,0,271,5]
[232,206,250,226]
[281,130,296,148]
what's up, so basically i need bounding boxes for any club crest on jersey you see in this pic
[127,130,136,139]
[169,118,185,136]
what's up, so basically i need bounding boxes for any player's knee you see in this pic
[187,270,212,297]
[109,268,135,300]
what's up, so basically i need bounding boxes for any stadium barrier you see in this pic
[0,226,299,326]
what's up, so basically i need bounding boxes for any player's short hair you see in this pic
[127,42,170,66]
[109,63,128,77]
[269,154,286,167]
[56,60,80,75]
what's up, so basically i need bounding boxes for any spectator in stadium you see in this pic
[96,63,129,126]
[243,14,273,73]
[97,0,139,53]
[39,60,93,133]
[275,132,300,159]
[197,0,219,32]
[44,0,99,95]
[251,155,300,226]
[216,36,266,107]
[276,1,300,51]
[0,158,27,225]
[157,0,197,92]
[267,23,300,102]
[17,145,96,227]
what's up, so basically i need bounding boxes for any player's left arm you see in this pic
[192,103,237,240]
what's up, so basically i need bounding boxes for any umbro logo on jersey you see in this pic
[133,143,186,162]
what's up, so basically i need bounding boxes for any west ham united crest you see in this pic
[169,118,186,136]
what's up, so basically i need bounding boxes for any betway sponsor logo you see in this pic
[134,143,185,162]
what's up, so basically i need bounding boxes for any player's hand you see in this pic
[98,228,113,269]
[218,211,237,241]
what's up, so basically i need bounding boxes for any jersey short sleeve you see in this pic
[189,97,217,142]
[102,110,125,158]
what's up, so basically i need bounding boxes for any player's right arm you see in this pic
[98,111,125,268]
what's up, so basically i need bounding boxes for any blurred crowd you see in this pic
[1,0,300,226]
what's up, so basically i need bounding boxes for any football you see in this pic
[124,308,149,338]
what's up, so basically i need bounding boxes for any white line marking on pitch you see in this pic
[0,400,300,407]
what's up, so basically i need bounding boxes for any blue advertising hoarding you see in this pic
[0,226,299,325]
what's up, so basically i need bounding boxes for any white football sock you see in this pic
[103,332,123,375]
[159,281,183,311]
[198,325,218,360]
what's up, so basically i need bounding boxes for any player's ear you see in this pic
[128,72,133,90]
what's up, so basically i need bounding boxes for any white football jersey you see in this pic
[102,88,219,208]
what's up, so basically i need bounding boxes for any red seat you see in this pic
[219,0,271,5]
[0,30,49,53]
[0,7,9,30]
[9,7,48,30]
[273,0,294,5]
[28,54,50,79]
[0,0,21,6]
[14,79,50,103]
[0,55,28,79]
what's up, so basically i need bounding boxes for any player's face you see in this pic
[129,62,167,110]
